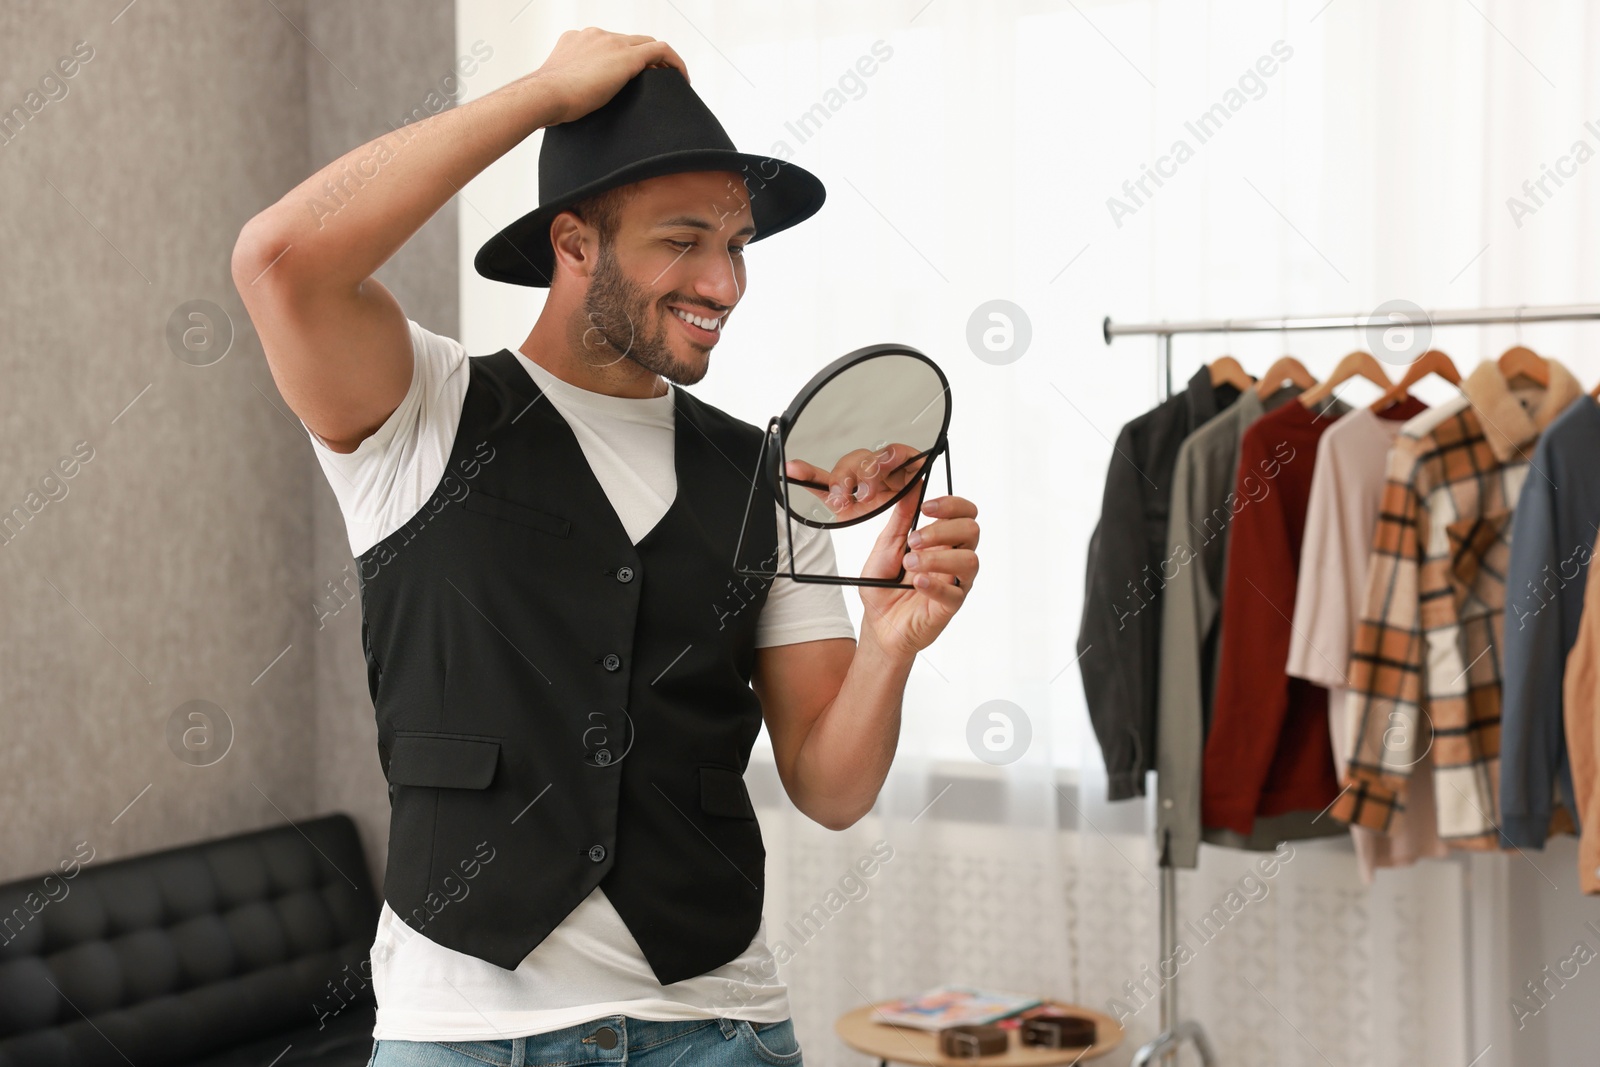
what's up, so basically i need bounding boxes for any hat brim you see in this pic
[473,149,826,288]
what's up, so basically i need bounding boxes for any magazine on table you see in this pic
[871,985,1043,1030]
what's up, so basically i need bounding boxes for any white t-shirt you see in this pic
[301,317,857,1040]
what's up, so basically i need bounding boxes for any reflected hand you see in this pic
[783,442,928,523]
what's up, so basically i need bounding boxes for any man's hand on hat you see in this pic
[534,27,691,126]
[858,491,979,659]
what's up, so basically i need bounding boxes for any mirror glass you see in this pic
[779,352,948,527]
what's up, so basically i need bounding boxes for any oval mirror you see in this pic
[775,344,950,528]
[736,343,953,588]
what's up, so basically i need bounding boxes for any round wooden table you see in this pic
[834,1000,1123,1065]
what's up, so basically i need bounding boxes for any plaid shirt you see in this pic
[1331,359,1582,848]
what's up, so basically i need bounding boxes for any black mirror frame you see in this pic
[732,342,953,590]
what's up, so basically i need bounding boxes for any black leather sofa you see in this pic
[0,813,380,1067]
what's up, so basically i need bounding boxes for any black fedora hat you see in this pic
[474,66,826,288]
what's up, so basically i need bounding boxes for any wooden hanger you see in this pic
[1207,355,1253,392]
[1253,355,1317,399]
[1498,306,1550,389]
[1208,322,1253,393]
[1299,349,1392,408]
[1498,343,1550,388]
[1370,349,1461,412]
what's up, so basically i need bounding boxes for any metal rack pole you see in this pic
[1103,299,1600,1067]
[1127,326,1208,1067]
[1158,864,1177,1060]
[1104,302,1600,339]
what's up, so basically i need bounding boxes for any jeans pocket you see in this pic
[739,1018,803,1064]
[436,1039,517,1067]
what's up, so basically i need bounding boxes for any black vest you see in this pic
[356,349,780,984]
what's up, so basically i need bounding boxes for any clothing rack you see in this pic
[1101,301,1600,1067]
[1107,302,1600,405]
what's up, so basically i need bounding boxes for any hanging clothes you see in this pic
[1156,382,1345,869]
[1500,393,1600,846]
[1286,399,1447,883]
[1561,526,1600,893]
[1202,396,1351,835]
[1078,365,1246,801]
[1332,360,1583,847]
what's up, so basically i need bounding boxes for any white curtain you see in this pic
[459,2,1600,1064]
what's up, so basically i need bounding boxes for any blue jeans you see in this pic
[366,1015,803,1066]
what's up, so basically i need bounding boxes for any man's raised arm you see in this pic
[229,29,688,453]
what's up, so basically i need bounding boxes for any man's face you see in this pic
[577,170,753,386]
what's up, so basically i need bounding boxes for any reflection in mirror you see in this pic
[783,443,930,524]
[779,353,948,527]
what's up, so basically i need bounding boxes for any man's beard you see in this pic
[579,241,708,386]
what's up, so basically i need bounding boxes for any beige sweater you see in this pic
[1562,524,1600,894]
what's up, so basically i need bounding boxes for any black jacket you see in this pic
[357,348,779,984]
[1076,366,1243,799]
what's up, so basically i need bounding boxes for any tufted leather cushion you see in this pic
[0,814,379,1067]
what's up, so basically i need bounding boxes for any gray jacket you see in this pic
[1156,384,1347,867]
[1501,395,1600,846]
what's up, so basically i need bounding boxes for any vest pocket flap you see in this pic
[462,490,572,537]
[700,765,757,820]
[388,733,501,789]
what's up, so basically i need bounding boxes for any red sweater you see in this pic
[1202,397,1345,834]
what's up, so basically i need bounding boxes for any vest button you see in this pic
[616,566,634,582]
[594,748,612,766]
[603,653,621,671]
[588,844,607,862]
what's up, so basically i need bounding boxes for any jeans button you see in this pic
[591,1025,617,1049]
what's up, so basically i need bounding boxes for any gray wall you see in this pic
[0,0,456,895]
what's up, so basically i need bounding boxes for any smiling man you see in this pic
[232,27,978,1067]
[546,173,747,394]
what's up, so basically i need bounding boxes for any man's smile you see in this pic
[667,303,726,345]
